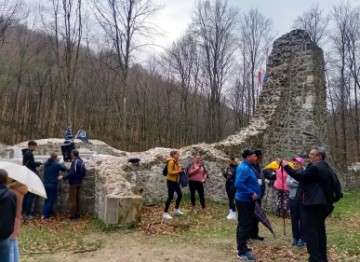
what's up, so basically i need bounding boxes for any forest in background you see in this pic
[0,0,360,166]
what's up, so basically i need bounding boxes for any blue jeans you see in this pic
[9,239,19,262]
[0,237,10,262]
[42,183,58,219]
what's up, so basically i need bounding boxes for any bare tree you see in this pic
[193,0,239,141]
[92,0,160,145]
[0,0,19,41]
[239,8,273,115]
[293,4,329,46]
[329,3,353,165]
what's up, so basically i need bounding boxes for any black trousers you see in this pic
[236,201,255,255]
[225,182,236,211]
[289,199,304,240]
[303,205,329,262]
[189,180,205,208]
[164,180,182,212]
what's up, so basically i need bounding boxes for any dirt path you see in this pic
[23,231,242,262]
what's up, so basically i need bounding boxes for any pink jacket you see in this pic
[188,163,208,182]
[274,168,289,191]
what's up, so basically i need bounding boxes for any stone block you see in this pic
[104,195,143,225]
[118,195,143,225]
[104,195,120,224]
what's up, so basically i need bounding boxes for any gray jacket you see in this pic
[286,169,302,199]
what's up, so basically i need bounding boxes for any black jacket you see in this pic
[0,184,17,240]
[284,160,333,206]
[223,164,238,184]
[22,148,41,174]
[252,164,266,198]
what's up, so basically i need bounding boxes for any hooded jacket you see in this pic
[44,158,67,184]
[284,160,332,206]
[0,184,17,240]
[22,148,41,174]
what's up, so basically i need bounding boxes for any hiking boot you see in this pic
[227,210,237,220]
[162,212,173,220]
[291,238,299,246]
[297,239,306,247]
[174,209,184,216]
[237,251,255,261]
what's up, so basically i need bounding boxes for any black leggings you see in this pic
[189,180,205,208]
[226,182,236,211]
[164,180,182,212]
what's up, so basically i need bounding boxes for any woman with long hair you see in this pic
[163,150,185,220]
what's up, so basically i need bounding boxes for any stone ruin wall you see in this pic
[0,30,338,224]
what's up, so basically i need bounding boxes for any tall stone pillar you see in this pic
[261,29,327,160]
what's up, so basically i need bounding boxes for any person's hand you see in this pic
[252,192,258,201]
[281,160,289,167]
[58,176,63,181]
[228,171,233,175]
[202,178,206,183]
[41,160,45,165]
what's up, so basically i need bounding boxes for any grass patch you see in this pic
[19,192,360,261]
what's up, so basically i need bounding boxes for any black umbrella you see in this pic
[254,201,275,236]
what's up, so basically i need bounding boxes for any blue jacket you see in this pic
[44,158,67,184]
[235,160,261,203]
[62,157,86,185]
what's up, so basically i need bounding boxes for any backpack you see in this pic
[325,167,343,204]
[162,160,174,176]
[74,159,87,178]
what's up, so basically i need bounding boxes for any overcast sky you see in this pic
[151,0,358,50]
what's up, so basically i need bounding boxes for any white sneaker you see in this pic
[162,212,173,220]
[227,210,237,220]
[174,209,184,216]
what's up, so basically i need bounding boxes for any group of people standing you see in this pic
[162,146,337,262]
[236,147,338,261]
[163,151,208,220]
[0,140,87,262]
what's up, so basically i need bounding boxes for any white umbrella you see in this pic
[0,161,47,198]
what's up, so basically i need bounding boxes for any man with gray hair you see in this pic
[0,169,16,262]
[280,146,336,262]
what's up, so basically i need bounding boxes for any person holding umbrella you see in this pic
[0,170,16,262]
[250,149,265,241]
[234,150,261,261]
[7,178,28,262]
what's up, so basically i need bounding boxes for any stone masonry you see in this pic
[0,30,330,224]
